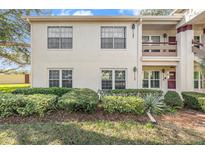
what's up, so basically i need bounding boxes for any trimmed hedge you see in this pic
[164,91,183,108]
[181,92,205,112]
[13,87,72,96]
[0,93,57,117]
[18,94,58,117]
[0,93,26,117]
[101,96,145,115]
[58,88,99,113]
[101,89,163,98]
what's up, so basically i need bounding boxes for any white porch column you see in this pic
[137,20,142,88]
[176,25,194,92]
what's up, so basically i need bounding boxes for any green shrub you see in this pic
[101,96,145,115]
[198,98,205,112]
[101,89,163,98]
[0,93,57,117]
[181,92,205,112]
[13,87,72,96]
[0,93,26,117]
[17,94,58,117]
[58,88,99,113]
[143,94,167,115]
[164,91,183,108]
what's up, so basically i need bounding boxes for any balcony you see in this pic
[142,42,177,57]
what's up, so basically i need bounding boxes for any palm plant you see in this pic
[143,94,167,124]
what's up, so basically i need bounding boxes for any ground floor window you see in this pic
[49,69,72,88]
[194,71,205,89]
[142,71,160,88]
[101,69,126,90]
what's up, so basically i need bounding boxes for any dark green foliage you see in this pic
[181,92,205,112]
[101,89,163,98]
[101,96,145,115]
[164,91,183,108]
[58,88,99,113]
[17,94,58,117]
[13,87,72,96]
[0,93,26,117]
[0,93,57,117]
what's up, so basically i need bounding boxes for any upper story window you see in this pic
[48,26,73,49]
[142,36,160,52]
[101,26,126,49]
[142,36,160,44]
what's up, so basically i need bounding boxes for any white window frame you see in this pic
[142,70,161,89]
[101,69,127,90]
[101,26,127,49]
[47,26,73,49]
[194,71,205,90]
[48,68,73,88]
[142,35,161,52]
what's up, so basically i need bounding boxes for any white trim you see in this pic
[47,68,73,88]
[142,35,161,52]
[142,70,161,89]
[100,26,127,50]
[47,26,73,50]
[100,68,127,90]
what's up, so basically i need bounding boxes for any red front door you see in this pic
[168,71,176,89]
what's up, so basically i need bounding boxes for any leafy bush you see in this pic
[13,87,72,96]
[101,89,163,98]
[181,92,205,112]
[101,96,145,115]
[58,88,99,113]
[143,94,167,114]
[164,91,183,108]
[0,93,26,117]
[0,84,30,93]
[0,93,57,117]
[17,94,58,117]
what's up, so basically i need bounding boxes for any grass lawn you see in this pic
[0,84,30,93]
[0,110,204,145]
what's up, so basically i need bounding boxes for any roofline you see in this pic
[24,15,183,23]
[169,9,187,15]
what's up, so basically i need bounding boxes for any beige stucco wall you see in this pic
[0,74,25,84]
[31,21,140,91]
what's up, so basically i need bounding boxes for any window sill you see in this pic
[47,49,73,51]
[100,49,128,51]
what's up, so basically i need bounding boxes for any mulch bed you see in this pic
[158,109,205,133]
[0,108,149,125]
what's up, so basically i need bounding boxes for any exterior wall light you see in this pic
[133,66,137,80]
[132,24,135,38]
[163,33,168,45]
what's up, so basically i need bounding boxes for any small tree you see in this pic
[143,94,167,124]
